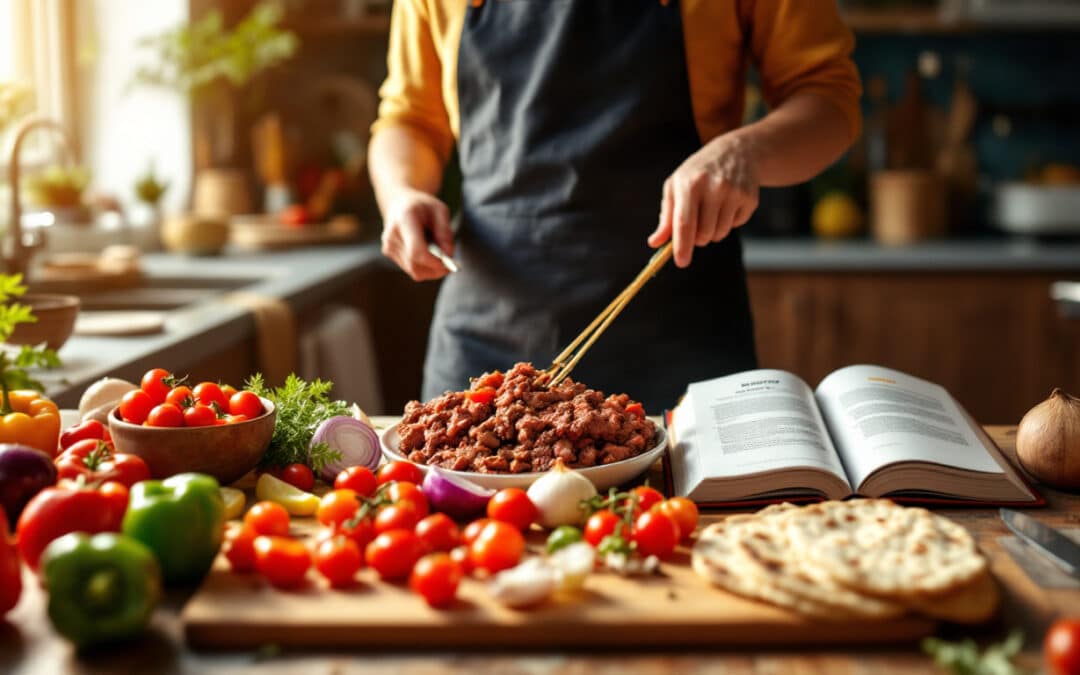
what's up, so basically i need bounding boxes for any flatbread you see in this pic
[905,570,1000,624]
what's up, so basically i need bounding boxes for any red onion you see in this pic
[311,416,380,482]
[421,466,495,520]
[0,444,57,528]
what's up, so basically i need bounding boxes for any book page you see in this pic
[671,369,850,490]
[815,365,1002,489]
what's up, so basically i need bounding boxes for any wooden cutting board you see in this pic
[181,522,937,649]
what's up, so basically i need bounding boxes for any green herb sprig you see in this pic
[0,274,61,413]
[246,372,352,473]
[922,630,1027,675]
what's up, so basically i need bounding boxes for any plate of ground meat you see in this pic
[383,362,667,490]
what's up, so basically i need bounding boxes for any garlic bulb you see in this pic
[78,377,138,422]
[1016,388,1080,490]
[527,460,598,528]
[487,558,557,608]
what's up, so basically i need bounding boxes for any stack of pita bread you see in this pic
[691,499,998,623]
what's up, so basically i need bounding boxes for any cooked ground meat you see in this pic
[397,362,658,474]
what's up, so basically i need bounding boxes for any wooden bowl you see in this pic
[7,293,80,350]
[108,398,276,485]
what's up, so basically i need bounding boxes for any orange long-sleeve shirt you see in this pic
[372,0,862,166]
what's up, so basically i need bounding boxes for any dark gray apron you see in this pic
[423,0,757,412]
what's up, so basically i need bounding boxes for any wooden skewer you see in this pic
[547,242,673,387]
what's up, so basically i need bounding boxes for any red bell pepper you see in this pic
[15,479,129,570]
[465,387,497,405]
[0,506,20,614]
[55,439,150,488]
[58,419,111,452]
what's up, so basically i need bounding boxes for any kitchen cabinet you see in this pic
[747,271,1080,423]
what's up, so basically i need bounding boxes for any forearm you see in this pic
[368,125,446,215]
[732,92,855,187]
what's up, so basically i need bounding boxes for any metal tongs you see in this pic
[546,242,673,387]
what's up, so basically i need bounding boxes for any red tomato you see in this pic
[658,497,699,541]
[183,404,217,427]
[632,510,679,559]
[15,481,128,570]
[279,203,311,227]
[146,403,184,428]
[626,486,665,516]
[335,466,377,497]
[624,402,645,418]
[415,513,461,553]
[377,461,424,486]
[468,521,524,575]
[191,382,227,411]
[486,488,537,531]
[317,489,360,528]
[1046,618,1080,675]
[387,481,429,518]
[253,535,311,589]
[58,419,110,450]
[365,530,425,581]
[140,368,175,404]
[119,389,154,424]
[313,535,362,588]
[221,384,238,400]
[465,387,496,405]
[228,391,264,419]
[336,515,375,552]
[584,510,622,547]
[409,553,463,608]
[244,501,290,537]
[164,385,194,409]
[281,463,315,492]
[449,545,473,575]
[54,439,150,488]
[375,503,420,535]
[224,525,258,573]
[462,518,494,546]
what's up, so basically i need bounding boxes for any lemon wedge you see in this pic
[219,487,247,520]
[255,473,320,516]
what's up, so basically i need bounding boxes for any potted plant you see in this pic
[23,165,92,225]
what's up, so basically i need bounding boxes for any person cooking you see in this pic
[370,0,861,412]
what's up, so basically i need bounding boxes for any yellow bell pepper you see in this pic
[0,390,61,456]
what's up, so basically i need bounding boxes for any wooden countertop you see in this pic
[3,425,1077,674]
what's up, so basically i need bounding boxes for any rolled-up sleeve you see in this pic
[746,0,863,141]
[371,0,454,164]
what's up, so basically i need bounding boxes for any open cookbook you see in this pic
[666,365,1041,506]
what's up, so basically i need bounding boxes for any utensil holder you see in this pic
[870,170,947,246]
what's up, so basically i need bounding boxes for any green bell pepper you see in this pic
[40,532,161,648]
[122,472,225,586]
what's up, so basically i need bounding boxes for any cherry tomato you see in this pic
[193,382,229,410]
[146,403,184,428]
[465,387,496,405]
[627,486,665,515]
[584,510,622,547]
[336,515,375,552]
[658,497,699,540]
[387,481,429,518]
[632,510,679,559]
[317,489,360,528]
[244,501,290,537]
[335,466,377,497]
[1045,618,1080,675]
[221,383,238,400]
[487,488,537,531]
[253,535,311,589]
[215,414,249,425]
[59,419,110,450]
[140,368,175,404]
[468,520,524,575]
[377,461,424,486]
[224,525,257,573]
[183,404,217,427]
[375,503,420,535]
[365,529,425,581]
[462,518,494,546]
[119,389,154,424]
[281,463,315,492]
[165,385,194,409]
[415,513,461,553]
[229,391,264,419]
[449,545,473,575]
[409,553,463,608]
[313,535,363,588]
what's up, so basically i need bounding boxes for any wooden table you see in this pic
[3,426,1078,675]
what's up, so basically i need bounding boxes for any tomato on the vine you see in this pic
[183,404,217,427]
[375,503,420,534]
[632,510,679,559]
[658,497,699,540]
[584,510,622,547]
[313,535,362,588]
[377,461,424,486]
[281,463,315,492]
[335,466,377,497]
[317,489,361,528]
[146,403,184,428]
[336,515,375,551]
[415,513,461,553]
[165,385,194,409]
[387,481,429,518]
[119,389,154,424]
[468,520,524,575]
[1045,618,1080,675]
[193,382,229,410]
[253,535,310,589]
[228,391,264,419]
[140,368,175,404]
[224,525,257,573]
[627,486,665,515]
[365,530,425,581]
[486,488,537,531]
[244,501,290,537]
[410,553,463,607]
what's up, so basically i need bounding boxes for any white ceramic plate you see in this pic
[380,425,667,491]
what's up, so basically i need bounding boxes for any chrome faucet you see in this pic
[5,116,77,278]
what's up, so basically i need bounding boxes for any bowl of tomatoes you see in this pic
[107,369,276,485]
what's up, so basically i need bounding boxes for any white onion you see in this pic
[526,460,598,528]
[78,377,137,421]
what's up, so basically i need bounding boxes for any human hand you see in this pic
[648,132,760,268]
[380,188,454,281]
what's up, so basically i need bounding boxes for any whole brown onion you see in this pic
[1016,388,1080,490]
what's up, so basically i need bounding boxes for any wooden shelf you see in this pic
[286,14,390,37]
[843,9,974,34]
